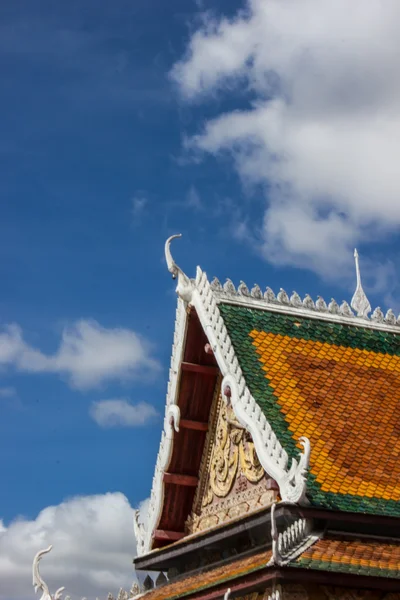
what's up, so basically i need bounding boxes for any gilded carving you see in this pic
[204,401,264,505]
[187,393,278,535]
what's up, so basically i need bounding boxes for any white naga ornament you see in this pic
[33,546,65,600]
[33,546,136,600]
[351,249,371,318]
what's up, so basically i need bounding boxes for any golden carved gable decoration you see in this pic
[203,399,264,506]
[187,393,278,535]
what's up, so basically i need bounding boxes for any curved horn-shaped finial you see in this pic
[165,234,182,279]
[164,234,193,302]
[33,546,52,598]
[33,545,65,600]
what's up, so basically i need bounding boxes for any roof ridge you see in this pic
[210,277,399,332]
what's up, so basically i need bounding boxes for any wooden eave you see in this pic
[135,503,400,573]
[137,548,400,600]
[152,306,220,551]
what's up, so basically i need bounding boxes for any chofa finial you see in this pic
[33,545,65,600]
[165,234,182,280]
[351,248,371,318]
[164,235,194,302]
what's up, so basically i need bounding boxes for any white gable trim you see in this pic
[191,266,310,505]
[134,298,187,556]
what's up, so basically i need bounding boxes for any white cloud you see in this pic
[0,493,142,599]
[131,195,148,224]
[0,385,21,409]
[0,386,17,398]
[186,186,203,211]
[0,320,160,390]
[90,399,158,428]
[171,0,400,280]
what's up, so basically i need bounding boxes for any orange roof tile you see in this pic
[220,305,400,516]
[142,549,270,600]
[293,535,400,578]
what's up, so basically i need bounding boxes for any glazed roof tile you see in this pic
[141,549,270,600]
[219,304,400,517]
[141,534,400,600]
[292,535,400,578]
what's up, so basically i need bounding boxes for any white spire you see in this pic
[351,249,371,317]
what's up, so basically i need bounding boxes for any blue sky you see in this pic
[2,0,400,597]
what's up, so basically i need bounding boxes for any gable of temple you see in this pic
[136,238,400,555]
[132,236,400,600]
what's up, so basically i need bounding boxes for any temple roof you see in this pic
[141,549,270,600]
[139,509,400,599]
[134,236,400,557]
[221,303,400,517]
[139,534,400,600]
[291,534,400,579]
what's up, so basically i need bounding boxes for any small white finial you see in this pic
[351,248,371,318]
[165,234,182,280]
[164,235,194,302]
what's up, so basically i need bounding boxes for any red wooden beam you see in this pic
[153,529,185,542]
[163,473,199,487]
[180,419,209,432]
[181,362,220,376]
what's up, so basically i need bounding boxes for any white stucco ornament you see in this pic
[351,249,371,318]
[268,503,320,567]
[165,234,194,302]
[32,546,65,600]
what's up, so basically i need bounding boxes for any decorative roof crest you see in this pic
[165,234,194,303]
[212,274,399,331]
[351,249,371,318]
